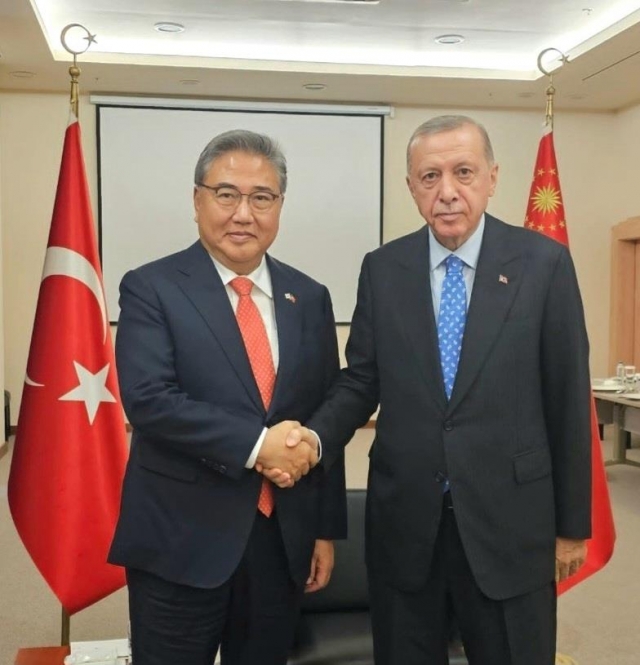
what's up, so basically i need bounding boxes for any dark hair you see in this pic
[194,129,287,193]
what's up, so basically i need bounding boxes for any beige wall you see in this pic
[0,101,4,442]
[1,92,636,422]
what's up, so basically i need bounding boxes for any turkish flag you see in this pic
[525,129,616,593]
[8,116,128,614]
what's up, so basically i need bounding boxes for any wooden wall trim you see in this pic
[609,216,640,373]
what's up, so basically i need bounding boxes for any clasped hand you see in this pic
[555,537,587,583]
[255,421,317,488]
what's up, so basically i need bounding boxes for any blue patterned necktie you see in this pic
[437,255,467,400]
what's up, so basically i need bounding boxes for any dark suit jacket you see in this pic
[109,241,346,589]
[308,214,592,600]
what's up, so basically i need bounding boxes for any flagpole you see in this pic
[61,608,70,646]
[536,47,569,130]
[58,23,98,646]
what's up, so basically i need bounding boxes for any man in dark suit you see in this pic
[109,129,346,665]
[272,115,592,664]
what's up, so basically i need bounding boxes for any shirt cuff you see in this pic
[309,429,322,461]
[246,428,267,468]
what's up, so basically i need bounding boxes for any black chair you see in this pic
[4,390,10,442]
[288,489,468,665]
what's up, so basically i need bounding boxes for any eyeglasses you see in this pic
[197,184,282,212]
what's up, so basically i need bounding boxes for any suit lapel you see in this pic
[174,242,264,413]
[268,255,302,415]
[395,227,448,414]
[447,216,524,412]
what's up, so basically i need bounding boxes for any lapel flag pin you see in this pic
[285,293,297,303]
[498,274,509,284]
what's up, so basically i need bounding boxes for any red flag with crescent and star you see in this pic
[8,116,128,614]
[525,128,615,594]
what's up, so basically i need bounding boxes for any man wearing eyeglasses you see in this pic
[109,129,347,665]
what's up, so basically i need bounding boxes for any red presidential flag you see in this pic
[8,116,128,614]
[525,129,615,594]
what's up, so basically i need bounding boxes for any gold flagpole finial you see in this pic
[60,24,97,119]
[536,48,569,131]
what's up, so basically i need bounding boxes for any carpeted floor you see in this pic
[1,428,638,664]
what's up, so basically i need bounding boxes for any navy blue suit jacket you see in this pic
[109,241,347,588]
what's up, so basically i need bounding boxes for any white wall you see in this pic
[1,91,637,422]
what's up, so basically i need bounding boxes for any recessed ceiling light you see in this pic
[517,92,535,98]
[10,70,36,78]
[154,22,185,34]
[303,83,327,90]
[569,93,587,100]
[434,34,465,45]
[180,79,200,86]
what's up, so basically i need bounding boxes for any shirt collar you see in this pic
[209,254,273,299]
[429,214,485,272]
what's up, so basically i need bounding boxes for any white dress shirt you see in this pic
[429,214,486,319]
[209,255,277,468]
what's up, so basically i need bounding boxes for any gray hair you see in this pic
[194,129,288,193]
[406,115,495,173]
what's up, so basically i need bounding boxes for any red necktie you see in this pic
[230,276,276,517]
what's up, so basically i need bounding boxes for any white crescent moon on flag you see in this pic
[24,246,108,388]
[25,374,44,387]
[42,246,108,343]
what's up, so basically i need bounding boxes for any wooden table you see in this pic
[14,647,69,665]
[594,391,640,467]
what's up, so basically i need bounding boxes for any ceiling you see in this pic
[1,0,640,111]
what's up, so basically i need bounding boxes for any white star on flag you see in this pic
[59,361,117,424]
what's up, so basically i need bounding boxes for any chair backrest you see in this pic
[300,488,369,613]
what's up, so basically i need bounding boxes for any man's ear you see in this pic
[406,175,416,200]
[488,163,499,197]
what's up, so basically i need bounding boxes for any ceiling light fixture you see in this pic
[154,22,185,34]
[10,70,36,78]
[180,79,200,86]
[434,34,465,45]
[303,83,327,90]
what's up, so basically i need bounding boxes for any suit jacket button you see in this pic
[219,465,227,474]
[443,420,454,431]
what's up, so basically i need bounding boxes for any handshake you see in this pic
[255,420,319,488]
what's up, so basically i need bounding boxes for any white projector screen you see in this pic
[97,104,383,323]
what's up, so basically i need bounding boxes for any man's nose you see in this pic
[232,196,253,221]
[439,173,458,202]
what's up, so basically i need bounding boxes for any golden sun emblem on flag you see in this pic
[531,185,561,214]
